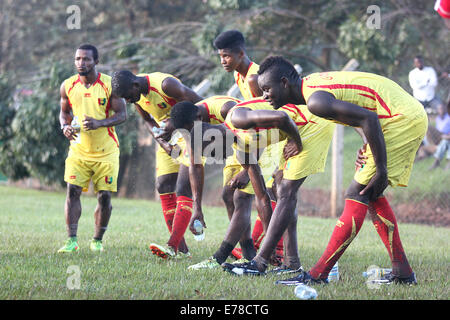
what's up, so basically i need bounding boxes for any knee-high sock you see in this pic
[167,196,193,252]
[310,199,368,279]
[252,201,283,251]
[369,197,412,276]
[160,193,177,232]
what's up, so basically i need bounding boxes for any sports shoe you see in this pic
[232,258,249,264]
[149,243,176,259]
[230,248,243,260]
[275,271,328,286]
[175,251,192,259]
[188,257,220,270]
[89,239,104,252]
[368,271,417,285]
[57,237,80,253]
[222,260,266,276]
[268,264,304,276]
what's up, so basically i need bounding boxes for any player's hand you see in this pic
[62,125,77,141]
[283,138,302,160]
[359,168,388,201]
[228,170,250,189]
[83,115,101,130]
[189,208,206,235]
[155,119,175,142]
[355,143,368,171]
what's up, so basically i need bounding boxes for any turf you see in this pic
[0,185,448,300]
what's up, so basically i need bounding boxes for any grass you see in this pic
[0,185,448,300]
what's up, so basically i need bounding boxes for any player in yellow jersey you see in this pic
[58,44,127,253]
[171,99,334,274]
[111,70,203,258]
[256,56,427,285]
[214,30,284,259]
[170,97,264,270]
[213,30,262,100]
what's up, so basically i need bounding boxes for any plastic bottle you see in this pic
[71,116,81,133]
[193,219,205,241]
[294,284,318,300]
[327,262,339,282]
[362,268,392,278]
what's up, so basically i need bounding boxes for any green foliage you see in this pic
[8,62,73,186]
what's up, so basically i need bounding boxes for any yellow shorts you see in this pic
[279,121,335,180]
[156,136,207,177]
[64,155,119,193]
[222,147,279,195]
[354,113,428,187]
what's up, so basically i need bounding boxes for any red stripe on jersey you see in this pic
[306,84,402,118]
[358,93,376,101]
[235,99,267,107]
[146,75,178,106]
[104,99,119,148]
[281,104,308,125]
[201,102,221,122]
[67,76,81,95]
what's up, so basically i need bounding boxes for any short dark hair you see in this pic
[111,70,137,97]
[258,56,300,82]
[414,55,423,60]
[78,44,99,61]
[170,101,199,129]
[213,30,245,53]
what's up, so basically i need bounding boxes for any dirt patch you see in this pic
[203,187,450,228]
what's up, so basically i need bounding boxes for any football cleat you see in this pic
[57,237,80,253]
[89,239,104,252]
[222,260,266,276]
[149,243,176,259]
[268,264,304,276]
[368,271,417,285]
[187,257,220,270]
[275,271,328,286]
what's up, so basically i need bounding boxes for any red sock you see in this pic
[370,197,412,276]
[160,193,177,232]
[167,196,193,252]
[252,201,284,252]
[310,199,368,279]
[252,217,265,250]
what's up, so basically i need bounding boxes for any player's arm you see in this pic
[161,77,203,103]
[219,100,239,120]
[307,90,388,200]
[231,107,302,158]
[134,103,173,154]
[59,81,76,141]
[83,94,127,130]
[187,128,207,233]
[237,150,272,232]
[247,74,263,98]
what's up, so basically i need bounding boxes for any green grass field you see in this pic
[0,185,448,300]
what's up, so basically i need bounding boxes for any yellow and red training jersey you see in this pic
[301,71,426,129]
[234,62,260,100]
[224,98,332,151]
[196,95,241,124]
[136,72,180,124]
[65,72,119,162]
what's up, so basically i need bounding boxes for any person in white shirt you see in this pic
[408,55,442,113]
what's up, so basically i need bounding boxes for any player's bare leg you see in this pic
[253,178,305,271]
[58,183,83,252]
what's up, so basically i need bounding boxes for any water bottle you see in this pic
[294,284,318,300]
[362,268,392,278]
[193,219,205,241]
[152,126,164,136]
[327,262,339,282]
[71,116,81,133]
